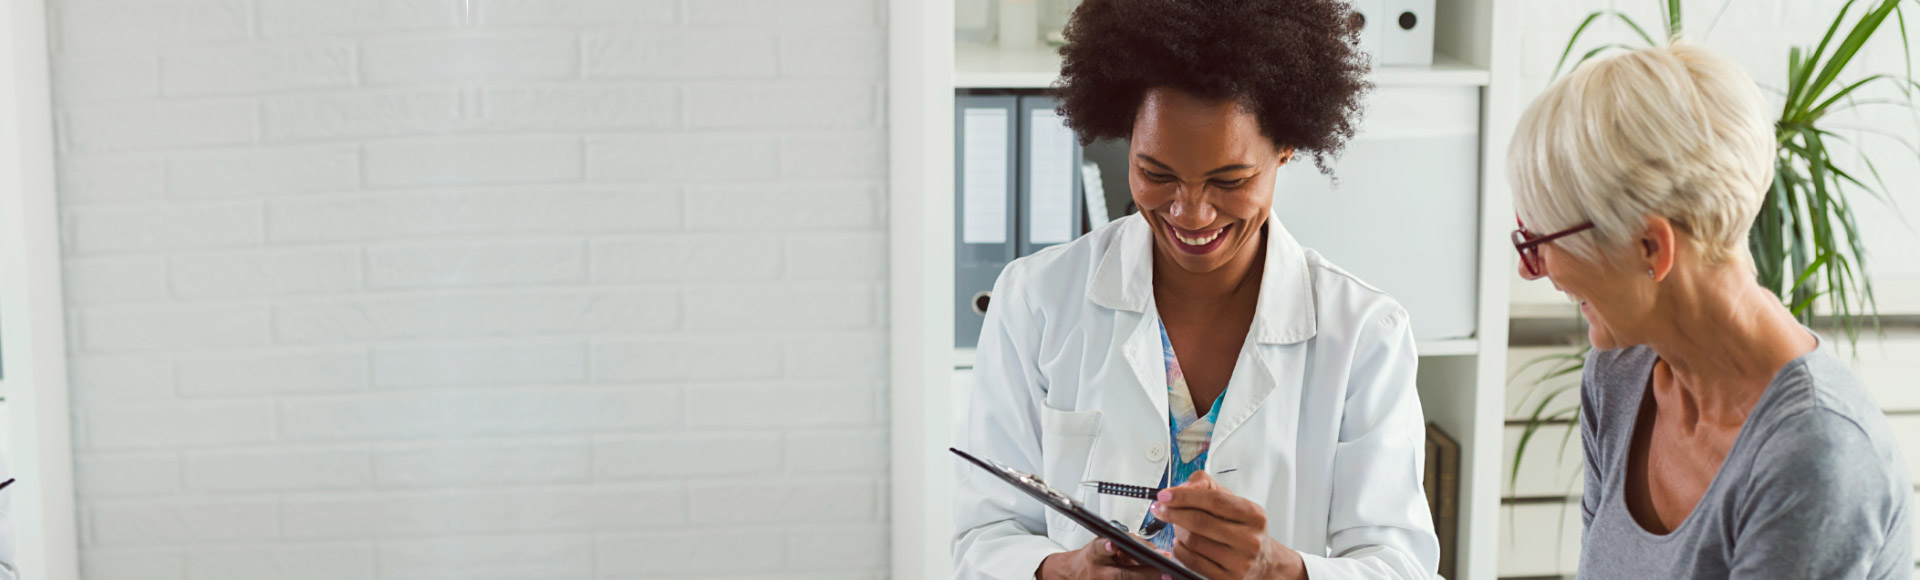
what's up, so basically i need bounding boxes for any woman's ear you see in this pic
[1276,147,1296,167]
[1640,215,1678,281]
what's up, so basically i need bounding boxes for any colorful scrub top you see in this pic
[1144,320,1226,551]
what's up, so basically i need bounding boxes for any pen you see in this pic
[1081,469,1239,499]
[0,479,13,491]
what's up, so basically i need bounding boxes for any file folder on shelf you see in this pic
[1016,95,1085,257]
[955,95,1020,349]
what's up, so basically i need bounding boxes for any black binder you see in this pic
[951,447,1205,580]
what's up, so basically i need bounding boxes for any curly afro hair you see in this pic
[1054,0,1371,173]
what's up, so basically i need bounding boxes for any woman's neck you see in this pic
[1644,261,1817,425]
[1153,224,1266,307]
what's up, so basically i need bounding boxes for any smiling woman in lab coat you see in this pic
[952,0,1438,579]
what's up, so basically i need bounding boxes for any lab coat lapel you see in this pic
[1088,215,1169,421]
[1210,216,1316,447]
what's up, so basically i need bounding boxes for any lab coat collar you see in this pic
[1087,212,1319,345]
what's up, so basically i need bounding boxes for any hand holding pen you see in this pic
[1150,471,1307,580]
[1082,469,1236,537]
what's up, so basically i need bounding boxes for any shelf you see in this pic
[955,338,1478,369]
[1416,338,1480,357]
[955,41,1490,90]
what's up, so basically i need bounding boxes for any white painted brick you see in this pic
[788,524,886,570]
[478,0,675,27]
[683,82,876,129]
[88,400,275,449]
[785,332,886,378]
[683,284,875,330]
[83,550,185,580]
[58,0,249,51]
[177,349,369,397]
[54,55,159,103]
[780,131,885,178]
[585,134,777,183]
[67,202,262,254]
[58,154,166,203]
[780,31,885,78]
[364,136,582,188]
[167,145,361,198]
[378,535,592,580]
[67,354,176,403]
[787,233,886,281]
[597,530,784,576]
[582,31,777,78]
[75,453,182,497]
[163,45,356,96]
[187,545,377,580]
[274,291,676,343]
[80,303,271,353]
[91,499,279,547]
[592,337,781,381]
[372,340,587,388]
[64,100,257,152]
[268,187,679,243]
[685,0,878,27]
[686,383,876,428]
[259,0,461,37]
[278,387,680,441]
[65,256,168,305]
[592,235,781,282]
[786,430,886,474]
[374,439,592,487]
[689,479,876,523]
[282,487,684,538]
[594,433,779,480]
[170,248,361,299]
[481,84,678,130]
[185,447,371,492]
[362,35,580,85]
[264,89,466,142]
[366,240,586,289]
[686,183,880,231]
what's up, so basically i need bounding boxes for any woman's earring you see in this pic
[1647,269,1656,280]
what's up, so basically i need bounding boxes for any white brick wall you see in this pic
[50,0,890,576]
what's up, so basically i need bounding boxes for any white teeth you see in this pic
[1175,229,1221,246]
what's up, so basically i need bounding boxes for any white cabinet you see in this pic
[1272,86,1483,341]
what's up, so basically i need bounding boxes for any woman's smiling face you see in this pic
[1129,87,1293,274]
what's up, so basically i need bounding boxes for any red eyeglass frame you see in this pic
[1512,218,1595,277]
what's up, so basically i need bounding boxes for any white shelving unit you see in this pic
[1,0,79,577]
[957,40,1494,89]
[890,2,1522,578]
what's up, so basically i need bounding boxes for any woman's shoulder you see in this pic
[1299,247,1405,324]
[1746,348,1908,483]
[994,215,1133,300]
[1580,346,1658,420]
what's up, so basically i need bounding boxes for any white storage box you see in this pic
[1269,86,1481,341]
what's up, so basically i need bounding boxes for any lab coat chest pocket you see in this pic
[1038,404,1102,542]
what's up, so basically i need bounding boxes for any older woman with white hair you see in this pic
[1509,43,1912,578]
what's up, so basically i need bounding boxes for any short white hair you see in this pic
[1508,42,1775,265]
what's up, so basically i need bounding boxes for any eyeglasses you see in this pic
[1512,218,1594,277]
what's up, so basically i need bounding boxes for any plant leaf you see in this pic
[1552,11,1609,80]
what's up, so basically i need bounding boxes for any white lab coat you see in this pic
[953,213,1439,580]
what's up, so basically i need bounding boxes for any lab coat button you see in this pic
[1146,443,1167,462]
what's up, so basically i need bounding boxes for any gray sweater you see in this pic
[1578,341,1912,579]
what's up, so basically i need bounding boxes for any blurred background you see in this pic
[0,0,1914,579]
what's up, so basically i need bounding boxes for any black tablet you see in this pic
[951,447,1206,580]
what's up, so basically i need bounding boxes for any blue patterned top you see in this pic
[1143,320,1226,551]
